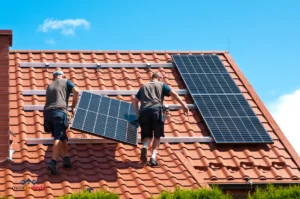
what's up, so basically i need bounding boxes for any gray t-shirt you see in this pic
[135,81,171,112]
[44,78,75,113]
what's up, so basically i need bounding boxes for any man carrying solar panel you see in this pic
[43,70,80,175]
[132,72,189,166]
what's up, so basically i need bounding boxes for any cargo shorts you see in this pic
[139,107,165,141]
[44,109,69,141]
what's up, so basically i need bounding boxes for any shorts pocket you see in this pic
[64,114,69,128]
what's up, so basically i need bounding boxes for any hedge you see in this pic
[2,184,300,199]
[248,184,300,199]
[57,189,119,199]
[153,186,232,199]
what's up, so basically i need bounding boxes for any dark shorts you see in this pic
[139,107,165,141]
[44,109,69,141]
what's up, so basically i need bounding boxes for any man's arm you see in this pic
[132,97,140,116]
[71,86,80,114]
[169,90,189,116]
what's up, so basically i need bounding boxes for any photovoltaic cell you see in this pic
[172,54,273,144]
[71,91,138,146]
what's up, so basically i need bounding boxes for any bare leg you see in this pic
[140,137,152,162]
[149,137,160,166]
[152,137,160,152]
[52,140,62,161]
[142,137,152,148]
[61,140,68,157]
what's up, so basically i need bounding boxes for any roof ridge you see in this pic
[9,50,228,54]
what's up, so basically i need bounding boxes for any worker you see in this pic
[132,72,189,166]
[43,70,80,174]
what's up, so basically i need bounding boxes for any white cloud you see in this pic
[267,89,300,156]
[45,39,55,45]
[38,18,90,35]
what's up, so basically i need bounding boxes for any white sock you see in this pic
[143,142,148,149]
[151,150,158,159]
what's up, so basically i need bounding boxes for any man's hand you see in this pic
[169,90,189,120]
[71,107,77,116]
[182,104,189,120]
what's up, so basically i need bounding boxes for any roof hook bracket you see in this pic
[96,63,101,72]
[146,63,151,72]
[44,62,49,72]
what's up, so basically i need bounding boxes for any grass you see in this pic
[57,189,119,199]
[153,186,232,199]
[248,184,300,199]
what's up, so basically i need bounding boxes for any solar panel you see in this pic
[172,54,273,144]
[71,91,138,146]
[193,94,257,118]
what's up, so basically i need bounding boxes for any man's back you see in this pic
[137,81,171,111]
[44,78,74,112]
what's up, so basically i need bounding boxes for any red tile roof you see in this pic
[0,50,299,199]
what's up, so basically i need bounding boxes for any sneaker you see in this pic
[149,157,158,167]
[140,147,147,163]
[48,161,60,175]
[63,156,72,168]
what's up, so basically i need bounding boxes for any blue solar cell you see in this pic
[72,108,86,130]
[109,99,120,117]
[82,111,97,133]
[78,91,91,109]
[119,101,130,120]
[126,122,138,144]
[88,94,101,112]
[99,96,110,115]
[94,114,107,136]
[115,120,127,142]
[105,117,118,138]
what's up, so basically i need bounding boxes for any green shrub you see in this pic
[154,186,232,199]
[248,184,300,199]
[58,189,119,199]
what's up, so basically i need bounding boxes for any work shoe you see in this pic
[140,147,147,163]
[48,161,60,175]
[149,158,158,167]
[63,156,72,168]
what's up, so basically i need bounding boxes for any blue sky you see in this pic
[1,0,300,153]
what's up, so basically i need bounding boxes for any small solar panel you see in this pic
[181,73,240,94]
[71,91,138,146]
[193,94,257,118]
[172,54,273,144]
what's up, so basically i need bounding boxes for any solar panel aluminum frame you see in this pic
[70,91,139,146]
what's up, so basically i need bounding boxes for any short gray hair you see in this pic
[152,72,162,79]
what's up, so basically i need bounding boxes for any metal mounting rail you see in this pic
[22,89,189,96]
[26,136,213,145]
[23,104,196,111]
[19,62,174,68]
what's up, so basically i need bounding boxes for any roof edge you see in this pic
[211,182,300,190]
[224,53,300,169]
[9,50,228,54]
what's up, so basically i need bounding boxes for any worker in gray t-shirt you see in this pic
[44,70,80,175]
[132,72,189,166]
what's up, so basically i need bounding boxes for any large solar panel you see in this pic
[71,91,138,146]
[172,54,273,144]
